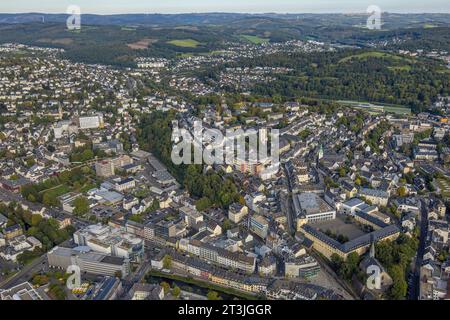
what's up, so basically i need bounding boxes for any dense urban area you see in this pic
[0,12,450,301]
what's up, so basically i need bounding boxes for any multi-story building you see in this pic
[179,239,256,273]
[249,215,269,239]
[359,188,390,207]
[95,160,115,178]
[73,224,144,262]
[294,193,336,229]
[180,206,204,227]
[112,177,136,192]
[47,246,130,277]
[146,220,177,239]
[228,204,249,224]
[285,255,320,279]
[0,282,49,300]
[78,113,104,130]
[129,283,164,300]
[3,224,23,240]
[259,256,277,276]
[300,224,400,259]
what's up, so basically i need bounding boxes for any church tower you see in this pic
[318,145,324,161]
[369,234,376,258]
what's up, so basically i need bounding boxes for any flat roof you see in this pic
[296,193,334,216]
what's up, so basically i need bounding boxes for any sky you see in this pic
[0,0,450,14]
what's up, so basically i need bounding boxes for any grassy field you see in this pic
[40,184,71,198]
[239,34,270,44]
[79,182,97,193]
[338,51,414,64]
[167,39,201,48]
[204,50,227,56]
[437,178,450,198]
[388,65,412,72]
[177,53,194,58]
[337,100,411,115]
[382,105,412,114]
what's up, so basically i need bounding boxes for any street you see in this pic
[409,198,429,300]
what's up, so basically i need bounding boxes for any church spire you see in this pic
[318,144,324,161]
[370,234,375,258]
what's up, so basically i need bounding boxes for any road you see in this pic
[118,257,152,299]
[0,238,73,290]
[281,163,296,234]
[281,162,356,299]
[0,187,88,290]
[0,255,46,290]
[409,198,428,300]
[312,251,359,300]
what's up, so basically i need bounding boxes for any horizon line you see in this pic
[1,11,450,15]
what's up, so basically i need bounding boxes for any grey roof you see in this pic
[301,224,400,254]
[343,198,364,207]
[295,193,334,217]
[360,188,389,199]
[0,213,7,224]
[354,211,388,229]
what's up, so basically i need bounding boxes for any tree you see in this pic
[32,274,49,286]
[330,253,344,271]
[222,218,234,232]
[31,214,42,226]
[48,283,66,300]
[163,255,172,269]
[207,291,221,300]
[73,196,89,216]
[389,265,407,299]
[172,285,181,298]
[332,252,360,281]
[42,192,58,207]
[397,186,407,197]
[160,281,171,295]
[196,197,212,211]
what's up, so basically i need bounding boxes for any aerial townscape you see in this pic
[0,5,450,303]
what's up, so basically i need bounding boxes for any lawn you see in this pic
[337,100,411,115]
[338,51,414,64]
[388,65,412,72]
[437,178,450,198]
[177,53,194,58]
[40,184,71,198]
[79,182,97,193]
[167,39,201,48]
[40,180,96,199]
[382,105,412,115]
[239,35,270,45]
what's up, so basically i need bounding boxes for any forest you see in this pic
[137,111,241,210]
[206,49,450,113]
